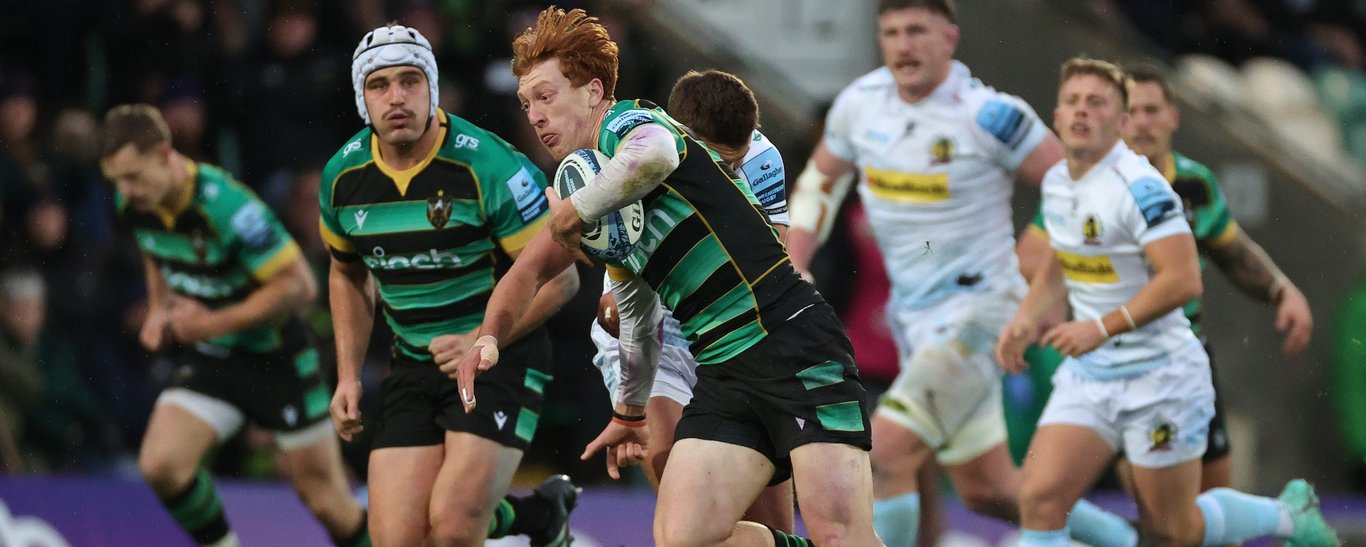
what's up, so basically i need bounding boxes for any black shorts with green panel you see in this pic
[598,100,871,480]
[175,320,330,432]
[320,110,554,450]
[118,161,331,432]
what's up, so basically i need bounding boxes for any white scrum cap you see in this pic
[351,24,439,124]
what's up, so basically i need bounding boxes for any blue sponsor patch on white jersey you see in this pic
[975,100,1029,149]
[1128,176,1178,226]
[507,167,549,222]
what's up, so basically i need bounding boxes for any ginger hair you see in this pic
[511,6,619,101]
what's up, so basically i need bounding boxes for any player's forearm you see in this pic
[141,254,172,309]
[612,276,663,408]
[210,259,316,337]
[1103,261,1202,335]
[480,232,573,344]
[501,265,580,344]
[329,260,375,383]
[570,124,679,222]
[1209,231,1290,304]
[1015,254,1067,330]
[774,223,789,246]
[785,228,821,274]
[787,153,855,261]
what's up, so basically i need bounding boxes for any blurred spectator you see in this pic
[158,78,214,163]
[0,268,49,474]
[238,0,350,203]
[0,72,44,252]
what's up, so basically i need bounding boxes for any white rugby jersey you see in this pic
[592,129,788,350]
[823,61,1048,309]
[1039,140,1200,379]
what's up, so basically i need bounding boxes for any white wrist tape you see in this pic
[788,159,854,242]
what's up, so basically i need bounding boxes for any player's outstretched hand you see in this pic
[545,187,595,267]
[995,320,1034,373]
[441,335,499,414]
[1041,320,1107,358]
[330,380,363,442]
[1275,283,1313,357]
[581,420,649,480]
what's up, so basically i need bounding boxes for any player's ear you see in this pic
[945,23,961,51]
[588,78,605,105]
[157,141,174,165]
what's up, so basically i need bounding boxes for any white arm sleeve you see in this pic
[611,273,663,407]
[570,124,680,222]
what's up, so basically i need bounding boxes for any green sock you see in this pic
[769,525,814,547]
[159,468,231,545]
[487,498,517,538]
[332,509,371,547]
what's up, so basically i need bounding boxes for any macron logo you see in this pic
[493,411,509,430]
[342,140,362,158]
[354,210,368,231]
[795,417,806,429]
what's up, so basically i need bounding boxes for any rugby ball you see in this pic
[553,148,644,262]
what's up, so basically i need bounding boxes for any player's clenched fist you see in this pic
[330,380,363,442]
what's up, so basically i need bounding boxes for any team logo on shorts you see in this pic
[427,190,452,229]
[1149,421,1176,452]
[930,136,955,165]
[283,405,298,427]
[1082,214,1103,246]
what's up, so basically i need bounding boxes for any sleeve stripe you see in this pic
[319,217,355,253]
[251,242,301,282]
[607,264,635,281]
[497,215,548,255]
[1206,220,1240,248]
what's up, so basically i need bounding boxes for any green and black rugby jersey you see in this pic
[1027,150,1237,335]
[117,161,304,353]
[599,100,823,364]
[319,109,550,361]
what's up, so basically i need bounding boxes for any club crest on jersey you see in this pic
[1149,421,1176,452]
[1082,214,1103,245]
[930,136,955,165]
[427,190,452,229]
